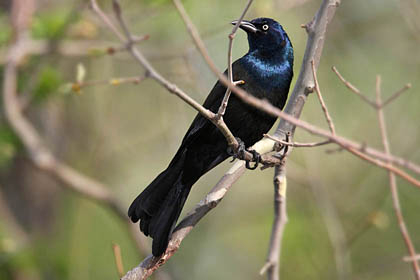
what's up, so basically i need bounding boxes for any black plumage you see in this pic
[128,18,294,256]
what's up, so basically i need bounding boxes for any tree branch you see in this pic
[264,134,331,148]
[260,163,288,280]
[374,76,420,280]
[216,0,253,118]
[311,60,336,134]
[3,0,151,259]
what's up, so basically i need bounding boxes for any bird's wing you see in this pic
[179,61,248,149]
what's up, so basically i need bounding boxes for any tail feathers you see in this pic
[128,178,191,256]
[128,150,192,256]
[128,169,172,225]
[149,183,191,256]
[128,150,186,225]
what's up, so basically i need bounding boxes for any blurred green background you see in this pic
[1,0,419,279]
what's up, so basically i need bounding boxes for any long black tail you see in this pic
[128,151,191,256]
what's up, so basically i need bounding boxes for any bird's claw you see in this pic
[227,137,246,162]
[227,137,260,169]
[245,149,260,170]
[276,132,290,160]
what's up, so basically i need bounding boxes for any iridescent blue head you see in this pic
[232,17,292,59]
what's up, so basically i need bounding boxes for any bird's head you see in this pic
[232,18,291,56]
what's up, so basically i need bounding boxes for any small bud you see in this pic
[71,83,82,94]
[110,79,121,85]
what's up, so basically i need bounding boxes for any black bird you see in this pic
[128,18,294,257]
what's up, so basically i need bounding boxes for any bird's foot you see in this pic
[274,132,291,160]
[227,137,246,162]
[245,149,260,170]
[227,137,261,170]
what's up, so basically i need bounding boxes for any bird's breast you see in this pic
[239,55,292,92]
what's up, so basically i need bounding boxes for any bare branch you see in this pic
[311,60,336,134]
[404,255,420,262]
[264,134,331,148]
[332,66,377,108]
[381,83,411,108]
[89,0,125,41]
[122,138,284,279]
[375,76,420,280]
[216,0,254,118]
[91,0,245,153]
[260,163,288,280]
[112,243,125,278]
[3,1,150,257]
[71,75,147,93]
[122,160,247,280]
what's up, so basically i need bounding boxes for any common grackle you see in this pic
[128,18,294,257]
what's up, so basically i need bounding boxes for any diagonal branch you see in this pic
[92,0,271,164]
[381,83,411,108]
[332,66,377,108]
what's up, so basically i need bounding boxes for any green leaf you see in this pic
[0,125,22,167]
[33,66,63,103]
[31,11,77,40]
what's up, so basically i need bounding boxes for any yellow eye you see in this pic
[262,24,269,31]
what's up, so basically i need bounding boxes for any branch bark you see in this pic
[259,163,288,280]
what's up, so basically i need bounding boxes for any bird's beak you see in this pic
[231,20,258,33]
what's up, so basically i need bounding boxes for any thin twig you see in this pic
[107,34,150,54]
[89,0,125,41]
[260,163,288,280]
[332,66,377,108]
[71,75,147,93]
[264,134,331,148]
[112,243,125,278]
[216,0,254,118]
[311,60,336,134]
[375,75,420,280]
[404,255,420,262]
[381,83,411,108]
